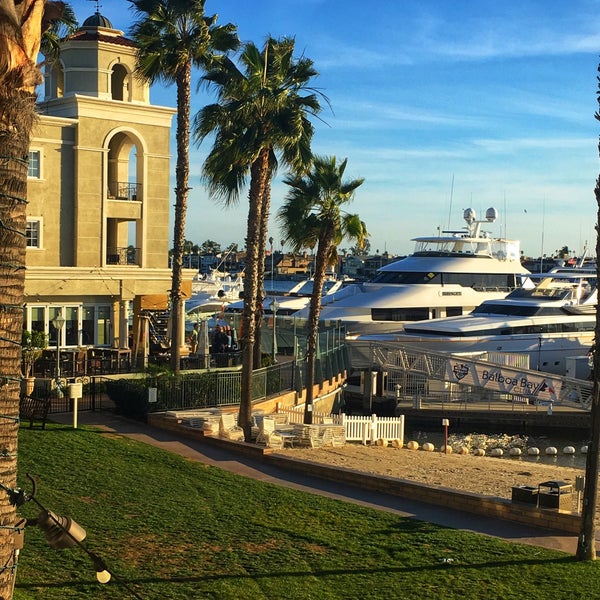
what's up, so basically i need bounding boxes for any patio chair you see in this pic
[255,417,284,449]
[219,413,244,441]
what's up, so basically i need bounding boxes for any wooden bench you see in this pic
[19,396,51,429]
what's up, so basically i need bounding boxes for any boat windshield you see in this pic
[371,271,439,284]
[411,237,520,261]
[507,287,581,302]
[472,303,568,317]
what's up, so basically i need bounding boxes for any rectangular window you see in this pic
[28,150,40,178]
[97,306,111,346]
[30,306,45,336]
[82,306,95,346]
[65,306,79,346]
[49,307,62,347]
[26,219,42,248]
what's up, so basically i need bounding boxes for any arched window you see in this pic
[111,64,128,101]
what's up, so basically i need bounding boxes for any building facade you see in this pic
[24,11,190,362]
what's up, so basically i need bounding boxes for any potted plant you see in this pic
[21,329,48,395]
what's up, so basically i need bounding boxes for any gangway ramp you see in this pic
[347,339,592,409]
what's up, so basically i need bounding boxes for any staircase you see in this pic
[142,310,170,352]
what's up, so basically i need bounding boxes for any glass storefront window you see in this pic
[82,307,95,346]
[30,306,45,335]
[24,304,112,348]
[49,307,62,347]
[65,306,78,346]
[97,306,111,346]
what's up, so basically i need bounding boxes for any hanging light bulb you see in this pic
[96,569,112,584]
[90,552,112,584]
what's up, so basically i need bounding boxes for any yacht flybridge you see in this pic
[295,207,528,336]
[352,269,597,375]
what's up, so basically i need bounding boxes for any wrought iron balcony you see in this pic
[107,182,142,201]
[106,246,140,266]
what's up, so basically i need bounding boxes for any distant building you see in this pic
[275,253,313,277]
[361,253,399,279]
[24,11,194,356]
[341,255,365,279]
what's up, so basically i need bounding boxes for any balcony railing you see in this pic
[107,246,140,266]
[107,182,142,201]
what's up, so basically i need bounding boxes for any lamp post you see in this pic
[270,298,279,363]
[269,236,274,292]
[442,418,450,454]
[51,315,65,397]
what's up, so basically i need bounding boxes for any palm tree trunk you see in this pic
[576,174,600,560]
[0,3,47,595]
[253,184,271,368]
[239,150,270,439]
[0,88,36,598]
[169,62,192,374]
[303,235,331,424]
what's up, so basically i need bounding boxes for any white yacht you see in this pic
[351,270,597,375]
[224,278,344,316]
[295,207,528,336]
[186,272,244,322]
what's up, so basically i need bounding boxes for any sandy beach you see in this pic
[273,442,587,514]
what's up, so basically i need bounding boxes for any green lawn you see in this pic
[11,423,600,599]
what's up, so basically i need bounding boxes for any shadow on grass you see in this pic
[17,554,576,592]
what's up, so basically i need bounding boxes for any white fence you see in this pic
[276,406,404,444]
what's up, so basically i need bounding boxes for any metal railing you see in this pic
[108,181,142,201]
[349,340,593,410]
[104,342,349,417]
[32,376,113,414]
[106,246,140,265]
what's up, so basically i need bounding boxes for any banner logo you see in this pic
[446,358,562,400]
[452,363,469,381]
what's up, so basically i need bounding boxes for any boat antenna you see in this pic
[539,197,545,272]
[503,191,507,241]
[446,173,454,229]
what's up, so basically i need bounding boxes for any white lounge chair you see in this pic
[255,417,284,449]
[219,413,244,441]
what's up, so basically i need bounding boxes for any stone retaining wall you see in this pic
[265,454,582,535]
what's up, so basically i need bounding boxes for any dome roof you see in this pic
[82,11,113,29]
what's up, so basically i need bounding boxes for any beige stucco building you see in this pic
[23,11,191,361]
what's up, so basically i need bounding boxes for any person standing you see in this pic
[190,323,200,354]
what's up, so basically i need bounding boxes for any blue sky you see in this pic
[68,0,600,258]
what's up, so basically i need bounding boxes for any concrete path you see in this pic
[49,410,589,556]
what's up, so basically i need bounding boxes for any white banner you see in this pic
[446,358,562,401]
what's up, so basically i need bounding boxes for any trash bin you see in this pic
[511,485,538,505]
[537,480,573,510]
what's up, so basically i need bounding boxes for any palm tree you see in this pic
[128,0,239,373]
[0,3,68,595]
[278,156,367,423]
[39,2,77,63]
[194,37,324,439]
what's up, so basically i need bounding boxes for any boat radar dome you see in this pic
[463,208,476,225]
[485,207,498,222]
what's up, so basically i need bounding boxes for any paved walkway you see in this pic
[50,410,590,556]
